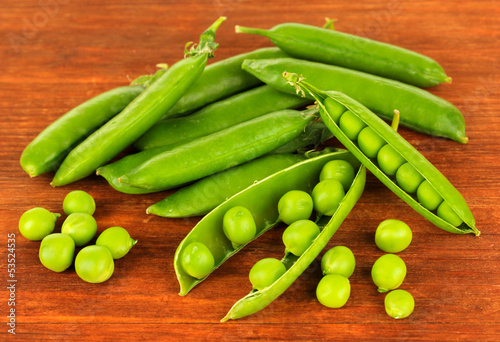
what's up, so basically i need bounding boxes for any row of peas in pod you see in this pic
[18,191,137,283]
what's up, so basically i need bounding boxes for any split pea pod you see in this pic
[174,150,364,296]
[236,22,451,87]
[241,58,467,143]
[283,72,478,235]
[118,109,315,190]
[134,85,311,151]
[50,17,226,186]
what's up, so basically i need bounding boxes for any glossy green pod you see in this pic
[174,150,362,296]
[284,73,478,235]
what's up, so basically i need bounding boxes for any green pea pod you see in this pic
[236,22,450,88]
[51,17,226,186]
[283,72,478,235]
[174,149,363,296]
[118,109,315,190]
[269,120,332,154]
[146,153,306,217]
[222,161,366,321]
[134,85,311,151]
[241,58,467,143]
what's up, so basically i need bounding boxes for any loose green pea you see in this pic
[39,233,75,272]
[96,227,137,259]
[384,289,415,319]
[316,274,351,308]
[277,190,314,225]
[371,254,407,293]
[375,219,412,253]
[249,258,286,291]
[61,213,97,247]
[312,179,345,216]
[377,145,406,176]
[339,110,366,140]
[181,242,215,279]
[75,245,114,283]
[357,127,386,159]
[416,180,443,211]
[437,201,463,227]
[223,206,257,247]
[323,96,346,123]
[395,162,425,193]
[19,207,60,241]
[319,160,355,192]
[321,246,355,278]
[63,190,96,215]
[282,220,320,256]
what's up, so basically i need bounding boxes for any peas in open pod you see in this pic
[181,242,215,279]
[277,190,313,225]
[249,258,286,291]
[222,206,257,248]
[282,219,320,256]
[312,179,345,216]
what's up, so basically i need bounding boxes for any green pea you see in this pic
[312,179,345,216]
[357,126,386,159]
[321,246,355,278]
[319,160,355,192]
[339,110,366,140]
[316,274,351,308]
[277,190,313,225]
[371,254,407,293]
[384,289,415,319]
[377,144,406,176]
[249,258,286,291]
[61,213,97,247]
[223,206,257,248]
[19,207,60,241]
[437,201,463,227]
[96,227,137,259]
[63,190,96,215]
[395,162,424,193]
[375,219,412,253]
[181,242,215,279]
[75,245,114,283]
[416,180,443,211]
[282,220,320,256]
[323,96,346,123]
[39,233,75,272]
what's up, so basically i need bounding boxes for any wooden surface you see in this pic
[1,0,499,341]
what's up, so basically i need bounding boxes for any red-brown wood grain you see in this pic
[1,0,499,341]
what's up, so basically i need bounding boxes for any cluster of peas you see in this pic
[18,191,137,283]
[326,98,463,227]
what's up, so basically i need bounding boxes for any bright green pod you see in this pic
[283,73,478,236]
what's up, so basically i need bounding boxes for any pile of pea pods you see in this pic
[19,17,479,320]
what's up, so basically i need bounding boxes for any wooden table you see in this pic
[2,1,499,340]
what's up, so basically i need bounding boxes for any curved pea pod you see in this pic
[174,150,362,296]
[284,73,479,236]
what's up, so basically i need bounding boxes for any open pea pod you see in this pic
[222,162,366,321]
[283,73,479,236]
[174,150,362,296]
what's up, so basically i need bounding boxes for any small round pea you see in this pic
[223,206,257,247]
[277,190,314,225]
[416,180,443,211]
[249,258,286,291]
[395,162,424,193]
[316,274,351,308]
[357,127,386,159]
[63,190,96,215]
[375,219,412,253]
[319,160,355,192]
[321,246,355,278]
[181,242,215,279]
[96,227,137,259]
[384,289,415,319]
[323,97,346,123]
[339,110,366,140]
[61,213,97,247]
[19,207,60,241]
[282,220,320,256]
[39,233,75,272]
[312,179,345,216]
[437,201,463,227]
[377,145,406,176]
[371,254,407,293]
[75,245,114,283]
